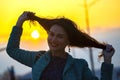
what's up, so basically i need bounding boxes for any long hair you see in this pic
[28,13,106,50]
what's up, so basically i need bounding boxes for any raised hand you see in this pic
[16,11,35,28]
[103,44,115,64]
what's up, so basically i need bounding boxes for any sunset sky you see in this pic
[0,0,120,43]
[0,0,120,75]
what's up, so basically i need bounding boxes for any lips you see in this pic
[51,43,58,47]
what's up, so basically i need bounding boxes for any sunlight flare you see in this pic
[31,30,40,39]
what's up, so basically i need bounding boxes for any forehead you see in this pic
[49,24,67,34]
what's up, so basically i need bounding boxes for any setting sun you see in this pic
[31,30,40,39]
[0,0,120,76]
[0,0,120,43]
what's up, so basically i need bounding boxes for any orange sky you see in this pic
[0,0,120,75]
[0,0,120,48]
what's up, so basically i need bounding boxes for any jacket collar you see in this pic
[32,51,51,80]
[63,53,74,75]
[43,50,75,75]
[32,51,74,80]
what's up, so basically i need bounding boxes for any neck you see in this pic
[51,50,67,59]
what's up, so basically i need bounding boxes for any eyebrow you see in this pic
[49,31,65,35]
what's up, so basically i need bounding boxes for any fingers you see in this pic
[23,11,35,20]
[103,44,115,59]
[105,44,115,53]
[22,11,35,15]
[101,44,115,63]
[20,11,35,20]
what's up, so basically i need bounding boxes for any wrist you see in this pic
[104,58,111,64]
[16,22,23,28]
[16,19,24,28]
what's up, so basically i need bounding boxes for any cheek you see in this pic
[47,35,69,45]
[60,39,69,46]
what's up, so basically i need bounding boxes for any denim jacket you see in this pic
[6,26,113,80]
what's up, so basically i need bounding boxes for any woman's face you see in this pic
[47,24,69,52]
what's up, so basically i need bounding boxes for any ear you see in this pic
[67,43,71,52]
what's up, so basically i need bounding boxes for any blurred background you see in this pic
[0,0,120,80]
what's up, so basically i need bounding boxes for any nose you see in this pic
[51,36,58,43]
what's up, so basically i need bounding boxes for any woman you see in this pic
[6,11,115,80]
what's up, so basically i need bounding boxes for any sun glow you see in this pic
[0,0,120,43]
[31,30,40,39]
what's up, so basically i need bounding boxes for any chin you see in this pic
[50,48,58,51]
[49,47,59,52]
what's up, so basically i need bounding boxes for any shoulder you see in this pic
[34,51,47,62]
[74,58,88,66]
[74,58,87,63]
[72,58,89,74]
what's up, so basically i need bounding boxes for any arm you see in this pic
[82,60,99,80]
[100,62,113,80]
[100,44,115,80]
[82,61,113,80]
[6,11,42,67]
[82,44,115,80]
[6,26,38,67]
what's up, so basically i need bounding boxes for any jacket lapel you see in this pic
[63,54,74,75]
[32,51,51,80]
[32,51,75,80]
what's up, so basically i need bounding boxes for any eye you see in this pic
[58,35,63,38]
[57,34,64,39]
[49,31,54,37]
